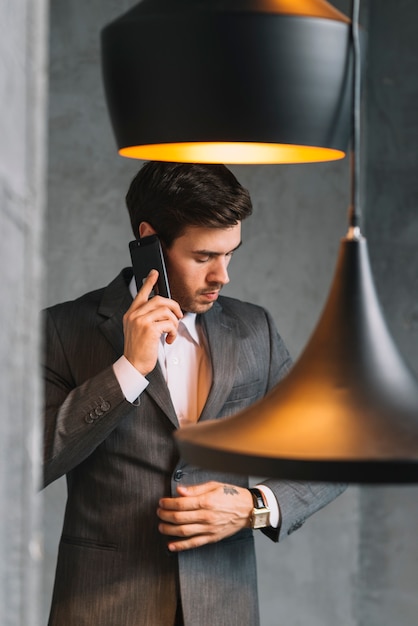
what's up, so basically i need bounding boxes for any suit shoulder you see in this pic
[44,285,105,319]
[43,269,131,321]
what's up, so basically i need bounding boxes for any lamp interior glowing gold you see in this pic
[119,142,346,164]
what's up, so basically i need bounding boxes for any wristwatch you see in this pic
[248,487,270,529]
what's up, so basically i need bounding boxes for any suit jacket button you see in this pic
[100,401,111,411]
[174,470,183,481]
[85,411,95,424]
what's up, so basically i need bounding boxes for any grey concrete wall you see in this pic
[0,1,48,625]
[43,1,418,625]
[356,2,418,624]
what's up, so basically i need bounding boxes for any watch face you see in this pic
[252,509,270,529]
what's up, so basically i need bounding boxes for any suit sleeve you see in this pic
[259,308,347,542]
[43,308,136,488]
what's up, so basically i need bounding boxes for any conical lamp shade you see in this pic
[101,0,352,164]
[176,235,418,483]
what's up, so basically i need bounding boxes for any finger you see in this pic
[158,486,217,514]
[126,301,182,335]
[175,482,219,497]
[138,306,181,329]
[158,483,216,508]
[136,269,159,303]
[158,496,200,512]
[167,534,214,552]
[157,498,214,525]
[158,516,217,546]
[131,293,183,324]
[158,519,206,536]
[165,330,178,345]
[127,270,183,321]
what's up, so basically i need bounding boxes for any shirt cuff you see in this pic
[256,484,280,529]
[113,355,149,403]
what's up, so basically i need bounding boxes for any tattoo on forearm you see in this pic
[223,485,239,496]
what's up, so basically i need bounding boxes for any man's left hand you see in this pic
[157,481,253,552]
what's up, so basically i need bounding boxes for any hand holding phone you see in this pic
[124,239,181,375]
[129,235,171,298]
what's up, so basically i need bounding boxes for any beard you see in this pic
[170,281,223,314]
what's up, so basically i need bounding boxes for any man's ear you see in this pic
[139,221,157,238]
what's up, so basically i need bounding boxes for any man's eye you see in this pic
[196,256,210,263]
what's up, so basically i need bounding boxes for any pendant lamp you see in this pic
[175,0,418,483]
[101,0,352,164]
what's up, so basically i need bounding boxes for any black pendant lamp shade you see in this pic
[176,233,418,483]
[101,0,352,163]
[175,0,418,484]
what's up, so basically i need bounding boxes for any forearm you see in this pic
[43,365,135,487]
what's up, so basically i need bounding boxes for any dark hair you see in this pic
[125,161,252,246]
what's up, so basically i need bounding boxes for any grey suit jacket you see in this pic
[44,269,344,626]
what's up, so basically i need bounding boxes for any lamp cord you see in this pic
[348,0,362,233]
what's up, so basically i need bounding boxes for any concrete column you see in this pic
[0,1,48,625]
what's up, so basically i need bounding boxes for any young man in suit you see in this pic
[43,161,344,626]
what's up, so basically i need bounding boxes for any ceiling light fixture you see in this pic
[101,0,353,164]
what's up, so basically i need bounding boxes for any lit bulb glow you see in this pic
[119,142,345,164]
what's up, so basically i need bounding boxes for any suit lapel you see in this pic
[97,269,178,426]
[145,366,178,426]
[98,269,132,357]
[199,301,240,422]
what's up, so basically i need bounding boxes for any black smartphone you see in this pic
[129,235,171,298]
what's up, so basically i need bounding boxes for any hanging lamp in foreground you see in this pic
[175,0,418,483]
[176,230,418,483]
[101,0,352,164]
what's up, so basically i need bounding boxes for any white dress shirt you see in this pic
[112,278,279,527]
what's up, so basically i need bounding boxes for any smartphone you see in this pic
[129,235,171,298]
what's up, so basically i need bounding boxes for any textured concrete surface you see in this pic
[0,1,48,625]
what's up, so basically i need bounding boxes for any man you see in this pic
[43,162,344,626]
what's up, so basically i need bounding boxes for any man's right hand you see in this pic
[123,270,183,376]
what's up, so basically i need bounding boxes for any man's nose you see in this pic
[209,259,230,285]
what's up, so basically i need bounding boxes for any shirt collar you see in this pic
[180,312,200,345]
[129,276,137,300]
[129,276,200,345]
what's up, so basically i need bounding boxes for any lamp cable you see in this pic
[348,0,362,233]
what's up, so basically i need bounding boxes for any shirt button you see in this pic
[174,470,183,481]
[172,357,179,365]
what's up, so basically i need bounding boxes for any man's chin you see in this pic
[183,301,215,315]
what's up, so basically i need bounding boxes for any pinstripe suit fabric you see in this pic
[44,269,344,626]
